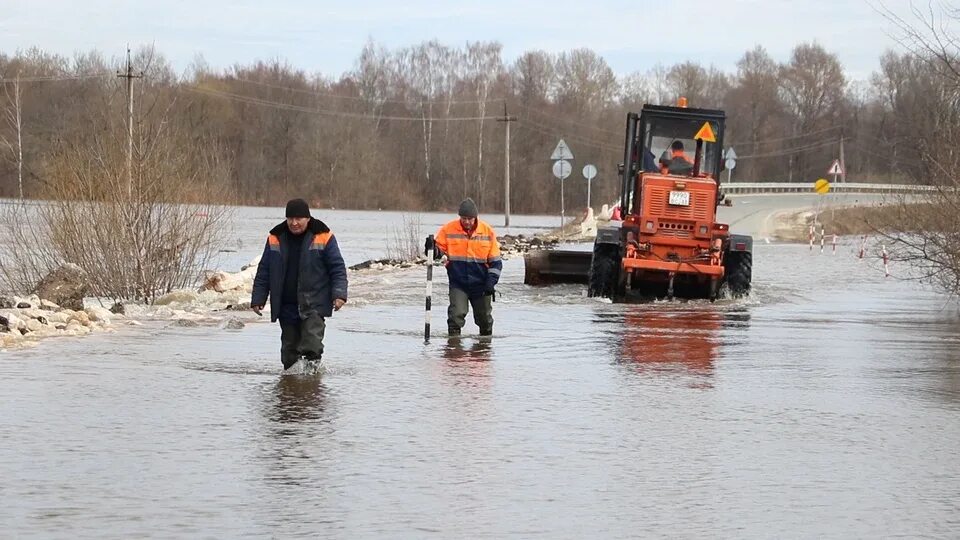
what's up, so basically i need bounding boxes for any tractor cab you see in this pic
[620,105,726,221]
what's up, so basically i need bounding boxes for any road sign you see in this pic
[582,164,597,180]
[827,159,843,176]
[694,122,716,142]
[552,159,572,180]
[550,139,574,161]
[724,147,737,182]
[814,178,831,194]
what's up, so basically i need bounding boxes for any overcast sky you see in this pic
[0,0,937,80]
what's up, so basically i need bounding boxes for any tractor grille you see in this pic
[648,186,711,221]
[656,228,691,239]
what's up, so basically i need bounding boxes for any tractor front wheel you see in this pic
[724,251,752,298]
[588,247,621,299]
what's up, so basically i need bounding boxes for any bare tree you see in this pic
[555,49,619,114]
[872,3,960,294]
[619,70,652,110]
[0,73,232,301]
[726,46,785,180]
[778,43,846,181]
[647,63,670,105]
[466,42,502,205]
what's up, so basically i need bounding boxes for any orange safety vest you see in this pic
[434,218,502,296]
[661,149,693,174]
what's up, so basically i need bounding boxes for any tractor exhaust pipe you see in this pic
[620,112,639,215]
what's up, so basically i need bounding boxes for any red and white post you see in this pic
[858,235,867,259]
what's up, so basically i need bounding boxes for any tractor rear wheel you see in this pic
[588,247,620,299]
[724,251,752,298]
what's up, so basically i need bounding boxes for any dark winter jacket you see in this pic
[251,218,348,322]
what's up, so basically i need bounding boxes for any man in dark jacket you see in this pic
[251,198,348,370]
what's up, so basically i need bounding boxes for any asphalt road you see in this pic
[717,192,887,240]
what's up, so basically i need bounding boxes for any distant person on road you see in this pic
[428,198,502,336]
[251,198,348,370]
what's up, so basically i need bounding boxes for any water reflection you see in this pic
[616,307,726,375]
[441,336,492,364]
[267,374,329,425]
[440,337,493,390]
[255,374,334,492]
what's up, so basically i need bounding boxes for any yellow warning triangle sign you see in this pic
[693,122,716,142]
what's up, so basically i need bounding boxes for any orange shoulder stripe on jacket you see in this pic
[313,231,333,246]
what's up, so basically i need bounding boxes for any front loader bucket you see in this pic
[523,250,593,285]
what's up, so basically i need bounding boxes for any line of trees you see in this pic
[0,32,949,214]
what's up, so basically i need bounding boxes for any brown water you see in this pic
[2,207,960,538]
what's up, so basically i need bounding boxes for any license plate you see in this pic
[668,190,690,206]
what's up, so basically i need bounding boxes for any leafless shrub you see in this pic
[0,201,59,293]
[385,213,423,261]
[0,85,232,302]
[874,3,960,293]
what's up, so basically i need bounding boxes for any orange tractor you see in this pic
[524,103,752,301]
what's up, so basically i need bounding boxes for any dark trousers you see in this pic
[447,286,493,335]
[279,314,326,369]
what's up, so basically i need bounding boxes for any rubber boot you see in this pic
[282,354,302,371]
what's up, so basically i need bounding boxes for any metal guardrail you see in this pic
[721,182,936,194]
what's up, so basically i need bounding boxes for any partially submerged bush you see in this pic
[0,81,231,303]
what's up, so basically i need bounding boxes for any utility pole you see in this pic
[1,72,23,199]
[15,73,21,200]
[117,47,143,199]
[496,102,516,227]
[839,132,846,183]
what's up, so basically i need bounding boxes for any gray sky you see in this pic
[0,0,930,80]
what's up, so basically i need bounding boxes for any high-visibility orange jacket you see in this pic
[661,149,694,175]
[434,218,502,298]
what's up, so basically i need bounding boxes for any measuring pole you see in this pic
[424,235,434,343]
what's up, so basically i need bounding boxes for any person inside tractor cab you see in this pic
[660,140,694,175]
[642,148,659,173]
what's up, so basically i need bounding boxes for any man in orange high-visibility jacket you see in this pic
[432,198,502,336]
[660,140,694,175]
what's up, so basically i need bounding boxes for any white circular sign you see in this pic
[552,159,572,180]
[725,158,736,170]
[582,164,597,180]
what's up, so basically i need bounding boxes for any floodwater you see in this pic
[2,204,960,538]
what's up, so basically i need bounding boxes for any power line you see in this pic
[513,102,623,137]
[737,138,838,159]
[727,125,842,146]
[515,118,622,152]
[184,84,503,122]
[230,76,508,105]
[0,73,112,83]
